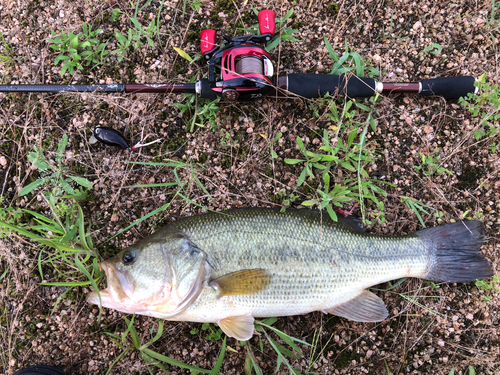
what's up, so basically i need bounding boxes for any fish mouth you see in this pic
[86,261,140,313]
[86,289,110,306]
[101,262,135,301]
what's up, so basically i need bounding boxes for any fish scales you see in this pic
[87,208,493,341]
[168,209,429,319]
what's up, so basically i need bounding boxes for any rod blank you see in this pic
[0,83,197,94]
[0,84,125,93]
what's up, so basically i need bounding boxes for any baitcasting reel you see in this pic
[196,10,276,101]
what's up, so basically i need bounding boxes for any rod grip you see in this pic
[420,76,476,98]
[287,74,376,98]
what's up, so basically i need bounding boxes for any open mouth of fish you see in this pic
[86,262,145,314]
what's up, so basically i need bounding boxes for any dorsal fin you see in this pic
[336,214,366,234]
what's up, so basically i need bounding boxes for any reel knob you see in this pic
[200,29,217,56]
[258,10,276,37]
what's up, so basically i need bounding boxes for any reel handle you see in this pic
[258,10,276,36]
[200,29,217,55]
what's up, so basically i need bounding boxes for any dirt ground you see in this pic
[0,0,499,374]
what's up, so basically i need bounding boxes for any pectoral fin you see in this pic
[326,290,388,322]
[209,269,270,297]
[218,314,255,341]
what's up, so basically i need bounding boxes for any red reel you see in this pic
[212,45,274,101]
[199,9,276,101]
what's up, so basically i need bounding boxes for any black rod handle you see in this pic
[287,74,377,98]
[0,84,125,93]
[419,76,477,98]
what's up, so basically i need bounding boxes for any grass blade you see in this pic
[74,254,102,318]
[209,336,226,375]
[263,331,300,375]
[77,205,91,252]
[141,348,212,373]
[106,198,177,242]
[245,343,263,375]
[105,349,130,375]
[0,266,10,281]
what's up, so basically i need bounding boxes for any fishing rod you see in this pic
[0,10,477,101]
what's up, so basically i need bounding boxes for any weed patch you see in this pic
[285,97,392,224]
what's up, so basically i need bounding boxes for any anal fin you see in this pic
[326,290,388,322]
[218,314,255,341]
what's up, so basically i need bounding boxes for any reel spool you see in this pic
[199,10,276,101]
[235,55,264,75]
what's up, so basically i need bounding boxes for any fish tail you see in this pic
[417,221,494,283]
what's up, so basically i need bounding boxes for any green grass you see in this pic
[119,0,165,61]
[0,197,101,316]
[285,96,393,224]
[243,317,311,375]
[324,37,380,78]
[486,0,500,27]
[105,315,313,374]
[458,76,500,143]
[173,93,221,132]
[113,15,157,62]
[183,0,202,16]
[0,30,15,82]
[420,42,443,56]
[400,196,436,228]
[475,274,500,303]
[372,279,445,318]
[47,0,166,72]
[190,322,224,341]
[48,23,109,76]
[414,149,453,177]
[20,134,92,199]
[105,316,226,374]
[107,158,214,240]
[449,366,478,375]
[305,327,334,374]
[0,135,102,316]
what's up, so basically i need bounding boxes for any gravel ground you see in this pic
[0,0,499,374]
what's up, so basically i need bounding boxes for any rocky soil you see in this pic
[0,0,499,374]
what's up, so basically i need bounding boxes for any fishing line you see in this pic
[235,55,264,75]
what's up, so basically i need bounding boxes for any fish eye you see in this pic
[122,249,137,265]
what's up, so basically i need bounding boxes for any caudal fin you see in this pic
[417,221,494,283]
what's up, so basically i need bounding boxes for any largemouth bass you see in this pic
[87,208,493,340]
